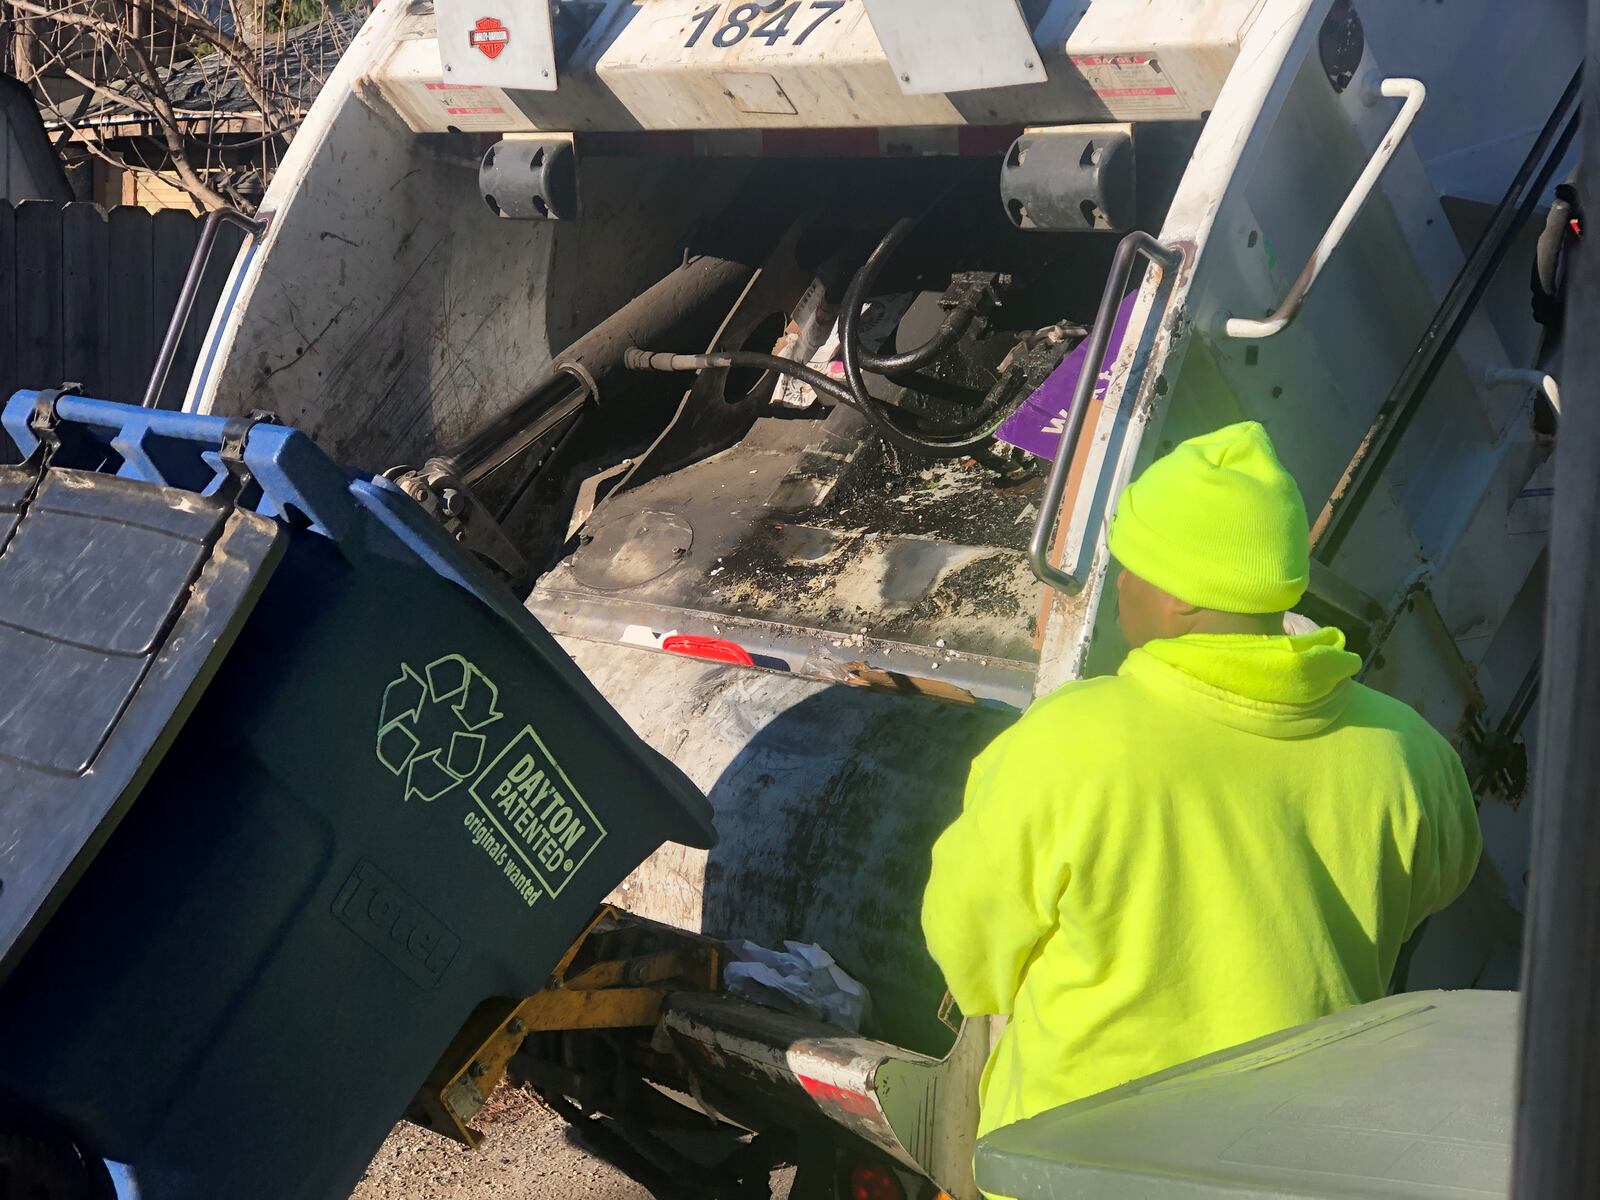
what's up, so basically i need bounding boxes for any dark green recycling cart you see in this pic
[0,391,715,1200]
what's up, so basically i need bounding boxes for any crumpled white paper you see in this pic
[723,939,872,1034]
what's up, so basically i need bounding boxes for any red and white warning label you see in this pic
[1071,54,1192,119]
[424,81,516,131]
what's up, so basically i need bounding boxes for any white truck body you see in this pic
[186,0,1576,1192]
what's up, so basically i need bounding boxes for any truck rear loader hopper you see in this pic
[0,0,1579,1195]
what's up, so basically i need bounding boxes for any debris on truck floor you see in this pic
[532,409,1047,704]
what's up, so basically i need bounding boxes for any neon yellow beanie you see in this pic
[1107,421,1309,614]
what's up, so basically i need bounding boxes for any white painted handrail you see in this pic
[1485,365,1562,415]
[1225,77,1427,339]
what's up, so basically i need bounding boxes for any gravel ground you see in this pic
[351,1086,795,1200]
[351,1087,650,1200]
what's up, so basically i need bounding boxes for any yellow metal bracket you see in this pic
[407,906,720,1147]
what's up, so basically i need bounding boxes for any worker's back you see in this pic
[922,626,1481,1138]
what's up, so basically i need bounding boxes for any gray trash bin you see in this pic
[976,990,1515,1199]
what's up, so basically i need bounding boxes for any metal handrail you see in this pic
[142,206,267,410]
[1485,365,1561,416]
[1311,67,1580,561]
[1224,77,1426,339]
[1028,230,1183,594]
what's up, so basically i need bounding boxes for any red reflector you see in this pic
[849,1162,904,1200]
[797,1074,879,1118]
[662,634,755,667]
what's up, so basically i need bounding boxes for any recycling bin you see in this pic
[974,990,1515,1199]
[0,391,714,1200]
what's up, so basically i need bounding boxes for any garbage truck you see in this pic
[0,0,1580,1196]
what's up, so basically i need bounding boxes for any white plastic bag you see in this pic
[723,939,872,1034]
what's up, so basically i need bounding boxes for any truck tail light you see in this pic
[848,1161,905,1200]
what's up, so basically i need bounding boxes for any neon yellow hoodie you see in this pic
[922,628,1480,1138]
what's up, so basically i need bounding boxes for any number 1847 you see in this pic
[685,1,846,50]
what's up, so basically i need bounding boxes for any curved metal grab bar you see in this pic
[142,206,267,410]
[1028,230,1183,594]
[1224,77,1426,340]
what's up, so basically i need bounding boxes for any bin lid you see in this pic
[975,990,1516,1199]
[0,463,283,980]
[0,388,714,986]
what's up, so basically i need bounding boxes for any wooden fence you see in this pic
[0,201,244,413]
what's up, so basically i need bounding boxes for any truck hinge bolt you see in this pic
[508,1018,527,1035]
[468,1061,489,1079]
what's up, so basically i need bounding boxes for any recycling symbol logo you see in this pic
[377,655,504,802]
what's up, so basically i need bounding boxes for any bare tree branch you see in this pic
[144,0,285,128]
[48,57,231,208]
[2,0,344,211]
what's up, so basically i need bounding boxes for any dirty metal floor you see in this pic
[530,407,1047,698]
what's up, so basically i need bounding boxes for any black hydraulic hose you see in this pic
[624,341,1001,432]
[623,347,860,409]
[839,219,1019,458]
[1533,168,1579,328]
[852,169,989,376]
[861,297,979,374]
[1534,189,1572,302]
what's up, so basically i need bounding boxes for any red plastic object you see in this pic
[661,634,756,668]
[848,1161,904,1200]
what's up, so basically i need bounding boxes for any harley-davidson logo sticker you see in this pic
[469,16,510,60]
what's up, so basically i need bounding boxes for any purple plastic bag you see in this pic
[996,293,1138,461]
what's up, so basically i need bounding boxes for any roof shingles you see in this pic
[87,4,369,123]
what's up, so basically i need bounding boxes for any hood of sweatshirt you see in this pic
[1119,627,1363,738]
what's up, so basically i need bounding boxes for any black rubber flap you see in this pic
[0,466,283,978]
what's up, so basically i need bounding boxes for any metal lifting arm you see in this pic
[1223,77,1426,340]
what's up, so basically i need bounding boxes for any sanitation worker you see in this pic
[922,420,1481,1143]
